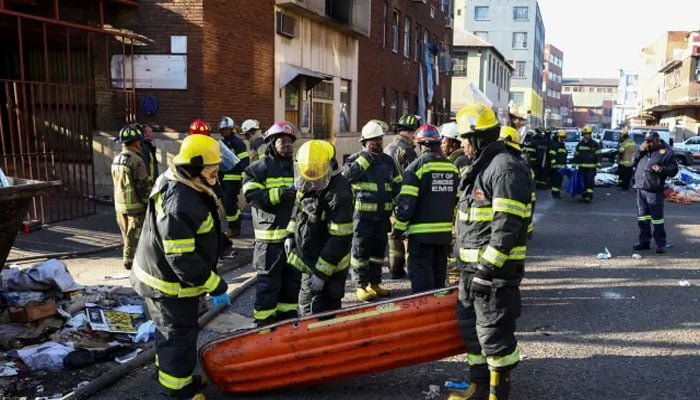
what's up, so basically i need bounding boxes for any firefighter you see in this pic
[188,118,210,136]
[632,131,678,253]
[573,125,601,203]
[500,126,537,239]
[343,120,401,302]
[447,103,532,400]
[241,119,266,162]
[440,121,470,176]
[242,121,300,326]
[617,129,637,191]
[521,129,537,168]
[130,134,230,400]
[217,116,249,238]
[138,124,159,185]
[393,124,459,293]
[548,129,568,199]
[111,124,151,271]
[384,114,420,279]
[286,140,353,315]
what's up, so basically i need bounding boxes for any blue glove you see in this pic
[211,292,231,307]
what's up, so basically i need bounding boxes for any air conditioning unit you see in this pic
[445,17,453,29]
[276,12,296,38]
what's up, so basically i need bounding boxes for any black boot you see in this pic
[489,369,512,400]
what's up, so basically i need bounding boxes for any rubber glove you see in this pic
[211,292,231,307]
[309,274,326,293]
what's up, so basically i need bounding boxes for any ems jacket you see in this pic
[111,147,151,215]
[548,140,568,169]
[242,156,295,243]
[286,174,354,280]
[384,135,418,171]
[342,151,402,226]
[140,141,159,185]
[220,135,250,184]
[448,148,471,176]
[394,150,459,245]
[455,142,532,283]
[573,139,602,168]
[618,139,637,167]
[633,143,678,193]
[131,175,227,299]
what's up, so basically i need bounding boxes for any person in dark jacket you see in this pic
[446,103,532,400]
[217,116,249,238]
[130,134,230,400]
[548,129,568,199]
[393,124,459,293]
[440,121,470,176]
[384,114,420,279]
[573,125,601,203]
[242,121,299,326]
[286,140,353,315]
[632,131,678,254]
[138,123,159,185]
[343,120,401,301]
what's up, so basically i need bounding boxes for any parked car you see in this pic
[560,127,581,161]
[674,136,700,160]
[601,129,622,149]
[630,132,694,166]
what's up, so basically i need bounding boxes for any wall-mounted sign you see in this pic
[171,36,187,54]
[111,55,187,90]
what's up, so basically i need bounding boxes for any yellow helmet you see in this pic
[499,126,521,151]
[295,140,335,191]
[173,134,221,166]
[621,128,629,137]
[556,129,566,138]
[456,103,499,136]
[582,125,592,134]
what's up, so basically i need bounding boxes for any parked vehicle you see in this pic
[675,136,700,160]
[601,129,622,150]
[630,132,694,166]
[560,127,581,161]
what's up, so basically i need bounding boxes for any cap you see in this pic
[643,131,660,141]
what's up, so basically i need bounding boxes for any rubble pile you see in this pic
[667,165,700,204]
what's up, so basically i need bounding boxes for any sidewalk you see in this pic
[7,203,255,287]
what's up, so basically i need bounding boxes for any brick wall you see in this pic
[358,0,453,127]
[202,0,275,131]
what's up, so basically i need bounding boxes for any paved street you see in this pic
[90,185,700,400]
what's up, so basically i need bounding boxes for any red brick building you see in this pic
[542,43,564,128]
[358,0,453,126]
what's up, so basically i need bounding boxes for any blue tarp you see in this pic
[566,168,585,197]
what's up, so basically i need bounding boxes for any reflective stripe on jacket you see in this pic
[112,147,151,214]
[618,139,637,167]
[342,151,401,225]
[548,141,567,169]
[574,139,602,168]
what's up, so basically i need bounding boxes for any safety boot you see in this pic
[488,369,512,400]
[447,382,489,400]
[356,286,376,302]
[368,283,391,297]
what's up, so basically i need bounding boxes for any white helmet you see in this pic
[219,116,235,130]
[241,119,260,133]
[360,120,386,142]
[439,122,460,142]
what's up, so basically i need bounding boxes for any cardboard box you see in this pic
[8,298,57,323]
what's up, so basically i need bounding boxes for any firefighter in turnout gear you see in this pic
[130,134,229,400]
[242,121,300,326]
[218,116,249,238]
[112,125,152,270]
[448,103,532,400]
[384,114,420,279]
[138,124,159,185]
[286,140,353,315]
[440,121,470,176]
[393,124,459,293]
[343,120,402,302]
[548,129,568,198]
[617,129,637,191]
[241,119,266,162]
[573,125,601,203]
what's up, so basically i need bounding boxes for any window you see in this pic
[404,17,412,58]
[423,30,430,61]
[474,6,489,20]
[452,52,468,77]
[312,81,334,139]
[513,6,528,21]
[339,79,351,132]
[392,10,400,53]
[415,24,421,62]
[381,87,386,120]
[489,56,494,82]
[382,3,387,48]
[512,32,527,49]
[514,61,526,78]
[603,108,612,117]
[390,90,398,124]
[510,91,524,106]
[402,95,409,117]
[474,31,489,41]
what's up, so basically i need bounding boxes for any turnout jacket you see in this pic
[242,156,295,243]
[394,150,459,245]
[131,173,227,299]
[455,142,532,283]
[618,138,637,167]
[111,146,151,214]
[140,141,159,185]
[220,135,250,184]
[384,135,418,171]
[286,173,354,280]
[342,150,402,226]
[573,138,602,168]
[548,140,568,169]
[448,148,471,176]
[633,143,678,193]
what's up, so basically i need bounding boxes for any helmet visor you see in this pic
[218,140,240,171]
[294,161,331,192]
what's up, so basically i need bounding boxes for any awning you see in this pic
[279,63,330,90]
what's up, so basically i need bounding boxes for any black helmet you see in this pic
[393,114,421,132]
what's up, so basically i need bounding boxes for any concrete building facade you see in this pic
[613,69,640,129]
[561,78,618,129]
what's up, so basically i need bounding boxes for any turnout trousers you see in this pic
[636,189,666,248]
[298,268,349,316]
[253,242,301,325]
[115,212,144,269]
[580,167,596,201]
[221,180,242,236]
[618,165,633,191]
[407,238,448,293]
[350,221,389,288]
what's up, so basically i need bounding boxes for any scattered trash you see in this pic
[133,320,155,343]
[103,271,131,280]
[631,253,642,259]
[596,247,612,259]
[65,313,89,328]
[0,290,44,307]
[85,306,137,334]
[422,384,441,400]
[0,259,83,292]
[8,341,75,371]
[115,348,143,364]
[445,381,469,390]
[678,280,692,287]
[665,243,673,248]
[0,361,18,376]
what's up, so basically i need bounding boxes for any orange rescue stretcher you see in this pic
[200,286,467,394]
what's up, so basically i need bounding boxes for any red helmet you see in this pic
[189,119,210,136]
[414,124,441,144]
[263,120,298,143]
